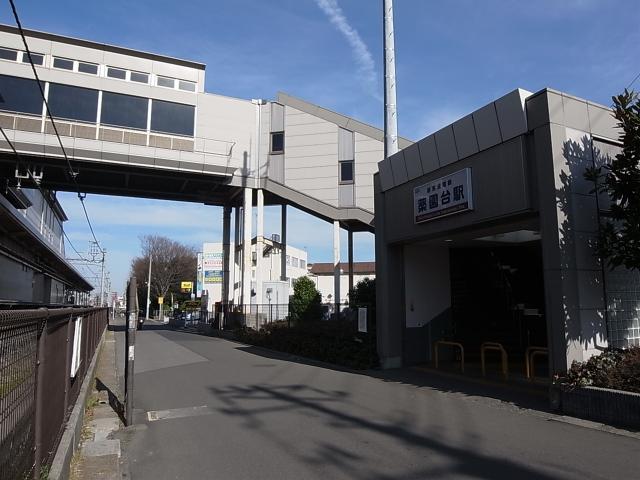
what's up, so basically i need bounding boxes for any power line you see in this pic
[627,71,640,90]
[8,0,104,254]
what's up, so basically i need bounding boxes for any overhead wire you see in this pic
[8,0,104,254]
[626,71,640,90]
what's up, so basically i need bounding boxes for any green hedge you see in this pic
[558,347,640,393]
[236,320,378,370]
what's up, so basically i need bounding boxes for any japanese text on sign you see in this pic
[414,168,473,223]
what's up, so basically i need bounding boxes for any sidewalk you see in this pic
[70,322,125,480]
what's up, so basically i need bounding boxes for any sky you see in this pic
[1,0,638,293]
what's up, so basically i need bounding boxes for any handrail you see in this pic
[525,346,549,380]
[434,340,465,373]
[480,341,508,380]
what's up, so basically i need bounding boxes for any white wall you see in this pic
[311,273,375,304]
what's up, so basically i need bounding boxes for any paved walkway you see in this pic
[115,321,640,480]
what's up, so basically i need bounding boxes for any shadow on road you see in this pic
[234,344,550,413]
[95,377,126,425]
[207,380,561,480]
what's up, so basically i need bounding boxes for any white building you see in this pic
[308,262,375,304]
[200,236,307,312]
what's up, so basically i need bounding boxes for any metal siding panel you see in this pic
[417,135,439,173]
[473,103,502,151]
[452,114,479,159]
[434,126,458,166]
[271,103,284,132]
[389,150,408,184]
[495,89,528,141]
[402,143,423,180]
[338,184,355,207]
[338,127,354,161]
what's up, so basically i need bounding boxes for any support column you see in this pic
[280,205,287,282]
[333,220,341,317]
[255,189,264,307]
[348,229,354,305]
[222,205,231,323]
[242,188,253,313]
[233,206,241,304]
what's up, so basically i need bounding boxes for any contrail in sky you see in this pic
[314,0,381,101]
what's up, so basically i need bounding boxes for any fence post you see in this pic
[33,313,47,480]
[125,278,137,426]
[63,314,73,418]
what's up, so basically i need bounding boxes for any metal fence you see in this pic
[0,306,109,480]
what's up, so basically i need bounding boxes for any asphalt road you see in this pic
[114,321,640,479]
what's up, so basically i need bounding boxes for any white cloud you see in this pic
[314,0,381,101]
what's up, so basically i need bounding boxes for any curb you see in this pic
[48,330,106,480]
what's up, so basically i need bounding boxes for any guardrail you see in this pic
[433,340,465,373]
[525,346,549,381]
[480,341,509,380]
[0,306,108,480]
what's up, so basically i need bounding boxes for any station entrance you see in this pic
[445,242,549,381]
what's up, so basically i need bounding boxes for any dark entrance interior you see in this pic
[447,242,548,378]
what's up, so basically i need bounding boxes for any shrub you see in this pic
[559,347,640,393]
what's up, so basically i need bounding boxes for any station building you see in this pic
[0,185,92,305]
[374,88,638,374]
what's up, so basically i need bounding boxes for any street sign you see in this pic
[158,296,163,305]
[181,281,193,290]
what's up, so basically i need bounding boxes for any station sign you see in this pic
[414,168,473,223]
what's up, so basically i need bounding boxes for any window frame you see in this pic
[156,76,175,89]
[77,61,99,75]
[52,57,74,71]
[106,66,127,80]
[270,131,284,154]
[339,160,355,185]
[0,47,18,61]
[21,51,44,66]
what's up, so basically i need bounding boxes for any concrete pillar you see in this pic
[233,206,241,304]
[242,188,252,311]
[255,189,264,306]
[333,220,341,316]
[348,229,354,305]
[280,204,287,282]
[222,205,231,307]
[374,175,404,368]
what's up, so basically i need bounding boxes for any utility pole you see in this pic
[145,255,152,321]
[383,0,399,158]
[125,276,137,426]
[99,248,106,306]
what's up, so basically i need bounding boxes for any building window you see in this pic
[0,47,17,61]
[48,83,99,123]
[0,74,43,115]
[53,57,74,70]
[150,99,195,136]
[300,260,306,270]
[286,255,290,266]
[130,71,149,84]
[339,160,354,184]
[157,76,175,88]
[292,257,299,268]
[106,67,126,80]
[78,62,98,75]
[271,131,284,153]
[178,80,196,92]
[22,52,44,65]
[101,91,148,130]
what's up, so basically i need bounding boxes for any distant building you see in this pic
[0,187,92,305]
[308,262,375,304]
[200,236,308,312]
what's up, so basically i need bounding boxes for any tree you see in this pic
[585,89,640,271]
[289,276,321,323]
[130,235,197,305]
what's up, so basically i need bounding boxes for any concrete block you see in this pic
[452,114,479,159]
[402,143,423,180]
[495,89,529,140]
[417,135,439,174]
[576,270,606,309]
[82,439,121,458]
[434,126,458,166]
[588,102,619,141]
[473,102,502,150]
[562,94,590,132]
[378,158,394,191]
[389,150,408,184]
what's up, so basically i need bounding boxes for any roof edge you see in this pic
[0,24,206,71]
[275,91,413,147]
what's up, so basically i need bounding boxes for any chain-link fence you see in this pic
[0,306,108,480]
